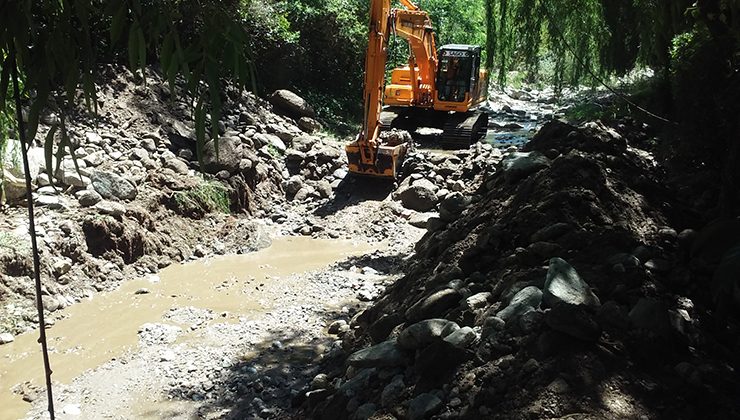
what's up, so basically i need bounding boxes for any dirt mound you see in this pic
[304,120,740,419]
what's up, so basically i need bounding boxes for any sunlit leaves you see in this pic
[1,0,257,165]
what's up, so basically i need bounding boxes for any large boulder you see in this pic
[405,288,462,322]
[397,319,460,350]
[501,151,550,182]
[269,90,316,119]
[408,393,443,420]
[91,170,137,201]
[347,340,407,368]
[202,136,242,174]
[2,140,45,203]
[543,257,600,308]
[399,184,438,212]
[438,192,470,221]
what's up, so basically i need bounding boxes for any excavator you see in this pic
[346,0,489,178]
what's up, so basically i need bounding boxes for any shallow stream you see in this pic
[0,236,374,419]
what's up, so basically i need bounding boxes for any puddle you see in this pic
[0,236,375,420]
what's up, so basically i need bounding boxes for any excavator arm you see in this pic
[346,0,434,178]
[347,0,412,178]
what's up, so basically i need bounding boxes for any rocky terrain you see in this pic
[0,65,366,337]
[301,119,740,419]
[3,64,737,420]
[0,65,545,419]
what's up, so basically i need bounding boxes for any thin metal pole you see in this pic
[9,44,56,420]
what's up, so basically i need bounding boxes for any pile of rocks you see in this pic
[0,66,350,336]
[301,119,740,419]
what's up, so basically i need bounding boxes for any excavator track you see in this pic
[441,111,489,149]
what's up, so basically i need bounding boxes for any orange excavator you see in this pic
[346,0,489,178]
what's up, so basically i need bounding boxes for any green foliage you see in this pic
[172,179,231,217]
[0,0,257,171]
[266,143,283,159]
[484,0,609,88]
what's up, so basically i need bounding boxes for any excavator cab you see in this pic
[436,45,482,103]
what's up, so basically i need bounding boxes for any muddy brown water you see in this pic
[0,236,376,420]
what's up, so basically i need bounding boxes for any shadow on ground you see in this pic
[313,176,396,217]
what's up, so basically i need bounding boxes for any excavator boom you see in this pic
[346,0,410,178]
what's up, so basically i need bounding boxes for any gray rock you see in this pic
[292,135,319,153]
[298,116,322,134]
[545,304,601,341]
[438,192,470,222]
[509,285,543,308]
[501,151,550,181]
[0,332,14,344]
[62,170,91,188]
[427,217,447,232]
[333,168,348,180]
[543,257,600,308]
[310,373,330,390]
[285,149,306,164]
[37,186,59,195]
[496,286,542,323]
[381,375,405,408]
[83,151,105,167]
[412,178,439,194]
[95,201,126,217]
[256,133,286,153]
[443,326,478,348]
[347,340,406,368]
[91,170,137,200]
[409,212,435,229]
[165,158,189,175]
[77,190,102,207]
[328,320,348,335]
[405,288,462,322]
[397,319,460,350]
[36,194,60,208]
[52,257,72,276]
[282,176,303,196]
[293,186,315,202]
[338,368,376,398]
[496,303,535,324]
[399,184,438,212]
[354,403,377,420]
[464,292,492,311]
[519,308,544,333]
[202,137,242,174]
[408,393,443,420]
[269,90,316,118]
[42,295,60,312]
[316,180,333,198]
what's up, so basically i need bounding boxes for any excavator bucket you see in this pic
[346,130,411,178]
[346,141,407,178]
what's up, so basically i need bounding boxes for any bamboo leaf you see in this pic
[0,56,10,112]
[110,5,127,44]
[128,21,139,72]
[137,27,147,83]
[195,99,206,169]
[43,125,58,187]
